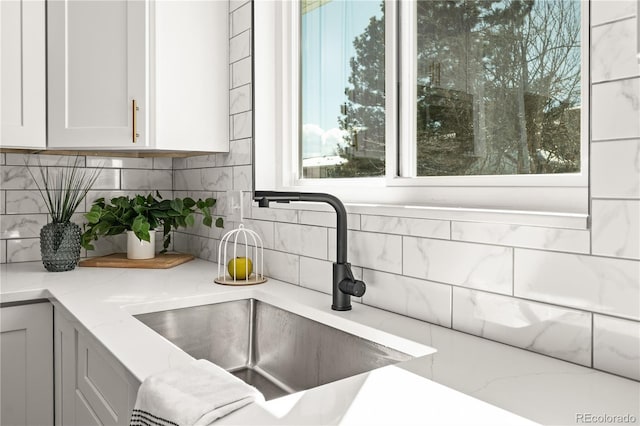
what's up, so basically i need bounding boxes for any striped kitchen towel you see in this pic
[130,359,263,426]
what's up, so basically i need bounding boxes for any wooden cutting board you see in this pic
[79,253,194,269]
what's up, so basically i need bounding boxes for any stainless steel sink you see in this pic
[135,299,414,400]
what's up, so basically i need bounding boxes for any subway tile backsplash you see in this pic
[218,138,252,167]
[451,222,591,254]
[232,111,252,140]
[274,222,329,260]
[229,30,251,64]
[299,210,362,231]
[5,190,50,214]
[85,156,153,169]
[590,0,637,26]
[452,287,592,366]
[0,214,48,240]
[591,199,640,260]
[1,165,41,190]
[121,169,172,191]
[361,215,450,239]
[229,84,252,115]
[6,238,41,263]
[1,0,638,382]
[593,314,640,381]
[10,153,85,167]
[329,230,403,274]
[591,16,640,83]
[230,2,251,38]
[231,57,252,88]
[403,237,513,294]
[363,269,452,328]
[262,249,300,284]
[591,78,640,141]
[0,156,176,266]
[590,139,640,198]
[514,249,640,320]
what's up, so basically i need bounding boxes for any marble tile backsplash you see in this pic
[591,199,640,259]
[403,237,513,294]
[514,249,640,320]
[592,77,640,141]
[0,154,176,263]
[591,16,640,82]
[361,215,450,239]
[452,288,593,366]
[593,315,640,381]
[591,139,640,198]
[1,0,638,383]
[363,269,452,327]
[451,222,591,254]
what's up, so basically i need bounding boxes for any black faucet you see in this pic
[254,191,366,311]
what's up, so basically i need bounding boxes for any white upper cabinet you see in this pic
[48,0,148,148]
[0,0,47,149]
[47,0,229,152]
[47,0,145,149]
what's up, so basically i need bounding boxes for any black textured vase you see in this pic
[40,222,82,272]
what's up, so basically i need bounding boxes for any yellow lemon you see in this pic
[228,257,253,280]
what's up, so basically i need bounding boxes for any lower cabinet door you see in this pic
[0,302,54,426]
[54,304,139,426]
[75,392,102,426]
[76,332,132,425]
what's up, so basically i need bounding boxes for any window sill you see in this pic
[252,199,589,230]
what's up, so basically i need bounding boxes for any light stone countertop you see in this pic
[0,259,638,426]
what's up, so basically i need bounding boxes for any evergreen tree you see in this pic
[334,2,385,178]
[337,0,581,177]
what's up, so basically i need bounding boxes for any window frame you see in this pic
[253,0,591,224]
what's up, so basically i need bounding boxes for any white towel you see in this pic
[130,359,264,426]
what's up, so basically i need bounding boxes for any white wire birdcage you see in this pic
[214,224,267,285]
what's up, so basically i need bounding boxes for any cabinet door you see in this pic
[47,0,146,149]
[54,306,77,426]
[55,305,139,426]
[0,302,53,426]
[153,0,229,152]
[0,0,46,149]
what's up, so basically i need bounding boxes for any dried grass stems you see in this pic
[25,156,103,223]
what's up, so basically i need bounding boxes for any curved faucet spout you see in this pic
[254,191,365,310]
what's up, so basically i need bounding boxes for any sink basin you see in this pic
[135,299,415,400]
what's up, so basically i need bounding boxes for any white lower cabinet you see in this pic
[54,304,140,426]
[0,302,54,426]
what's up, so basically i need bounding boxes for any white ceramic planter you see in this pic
[126,230,156,260]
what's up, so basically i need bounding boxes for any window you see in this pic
[412,0,582,177]
[300,1,386,179]
[254,1,589,221]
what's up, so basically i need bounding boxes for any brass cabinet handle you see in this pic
[132,99,139,143]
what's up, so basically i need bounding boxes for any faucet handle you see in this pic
[339,278,366,297]
[333,262,366,310]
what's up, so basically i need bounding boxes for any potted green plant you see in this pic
[81,192,223,259]
[26,156,103,272]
